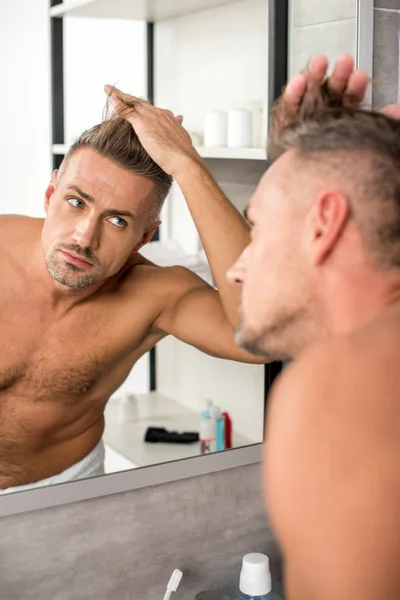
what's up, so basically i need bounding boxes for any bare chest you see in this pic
[0,294,152,404]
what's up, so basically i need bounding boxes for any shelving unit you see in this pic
[53,143,266,160]
[50,0,239,21]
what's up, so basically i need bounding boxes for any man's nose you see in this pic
[227,249,247,287]
[73,217,100,250]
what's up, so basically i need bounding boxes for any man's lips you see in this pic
[60,250,94,268]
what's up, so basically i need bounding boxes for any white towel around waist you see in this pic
[0,439,105,495]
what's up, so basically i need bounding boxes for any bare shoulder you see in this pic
[265,319,400,599]
[126,252,210,299]
[0,214,43,246]
[270,310,400,423]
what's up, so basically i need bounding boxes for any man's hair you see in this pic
[268,83,400,269]
[62,110,173,226]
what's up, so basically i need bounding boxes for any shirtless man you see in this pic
[228,55,400,599]
[0,86,264,493]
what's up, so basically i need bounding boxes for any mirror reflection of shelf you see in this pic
[103,391,255,469]
[197,146,266,160]
[49,0,239,21]
[52,144,266,161]
[52,144,70,155]
[139,241,214,287]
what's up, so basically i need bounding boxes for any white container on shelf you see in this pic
[227,108,253,148]
[245,99,268,148]
[203,110,227,147]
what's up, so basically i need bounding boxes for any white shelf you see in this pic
[104,392,255,468]
[52,143,266,161]
[52,144,70,154]
[197,146,266,160]
[49,0,239,21]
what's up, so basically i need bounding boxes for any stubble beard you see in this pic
[46,249,99,290]
[235,305,272,358]
[235,303,307,362]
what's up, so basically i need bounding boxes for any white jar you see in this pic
[203,110,228,147]
[227,108,253,148]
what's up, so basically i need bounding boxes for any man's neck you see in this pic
[324,271,400,337]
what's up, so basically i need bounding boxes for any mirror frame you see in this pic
[356,0,374,106]
[0,0,374,518]
[0,444,262,517]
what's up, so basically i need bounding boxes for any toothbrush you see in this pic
[163,568,183,600]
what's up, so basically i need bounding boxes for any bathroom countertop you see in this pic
[103,392,255,468]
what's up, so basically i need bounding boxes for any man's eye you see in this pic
[67,197,83,208]
[109,216,128,229]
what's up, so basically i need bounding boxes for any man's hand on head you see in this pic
[104,85,202,179]
[268,54,369,159]
[284,54,369,117]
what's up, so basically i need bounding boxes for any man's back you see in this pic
[265,305,400,600]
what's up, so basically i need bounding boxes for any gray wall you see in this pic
[372,0,400,108]
[289,0,400,109]
[289,0,358,77]
[0,464,282,600]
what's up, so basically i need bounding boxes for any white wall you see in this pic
[0,0,51,217]
[157,337,265,442]
[63,17,146,144]
[155,0,269,135]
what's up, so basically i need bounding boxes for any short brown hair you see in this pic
[63,111,172,225]
[268,85,400,269]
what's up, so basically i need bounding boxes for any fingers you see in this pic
[104,84,187,132]
[284,74,307,106]
[306,54,329,85]
[105,84,136,107]
[380,103,400,119]
[104,84,147,118]
[326,54,354,94]
[282,55,328,113]
[106,91,131,115]
[345,69,369,104]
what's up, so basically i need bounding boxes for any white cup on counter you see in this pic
[203,110,227,147]
[227,108,253,148]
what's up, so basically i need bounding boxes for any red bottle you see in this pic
[222,411,232,449]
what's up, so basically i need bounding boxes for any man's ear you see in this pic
[44,169,59,213]
[133,221,162,253]
[308,190,350,266]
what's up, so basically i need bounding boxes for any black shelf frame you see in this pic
[49,0,289,410]
[263,0,290,414]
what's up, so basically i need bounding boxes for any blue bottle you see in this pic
[235,553,282,600]
[210,405,225,451]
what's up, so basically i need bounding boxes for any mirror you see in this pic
[0,0,271,497]
[0,0,373,501]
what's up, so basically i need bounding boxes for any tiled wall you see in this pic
[0,463,282,600]
[289,0,358,77]
[289,0,400,109]
[372,0,400,108]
